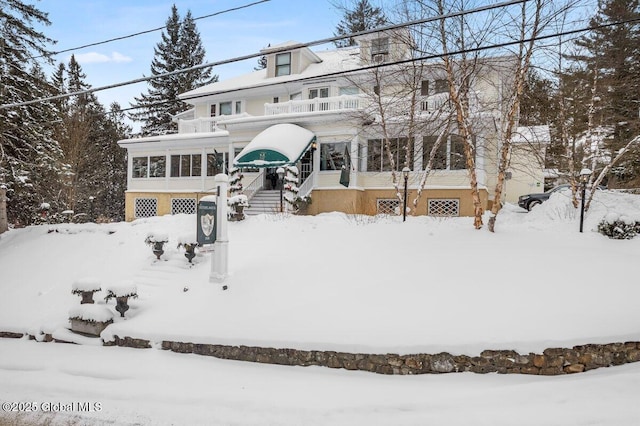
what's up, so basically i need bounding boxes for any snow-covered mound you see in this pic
[0,190,639,355]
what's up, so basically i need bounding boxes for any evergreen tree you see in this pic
[572,0,640,185]
[0,0,66,225]
[130,5,218,136]
[255,44,270,71]
[333,0,387,47]
[50,56,129,222]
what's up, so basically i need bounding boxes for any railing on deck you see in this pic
[264,95,362,116]
[178,117,222,133]
[243,169,265,202]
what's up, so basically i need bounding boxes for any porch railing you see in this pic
[297,170,316,199]
[243,169,265,202]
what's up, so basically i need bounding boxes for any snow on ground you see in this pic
[0,188,639,424]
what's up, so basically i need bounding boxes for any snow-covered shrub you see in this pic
[597,213,640,239]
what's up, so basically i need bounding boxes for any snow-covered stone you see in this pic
[69,304,113,323]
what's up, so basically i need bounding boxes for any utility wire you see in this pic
[126,15,640,115]
[1,0,531,110]
[32,0,271,60]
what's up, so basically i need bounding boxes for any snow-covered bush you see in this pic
[597,213,640,239]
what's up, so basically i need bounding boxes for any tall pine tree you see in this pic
[130,5,217,136]
[572,0,640,185]
[333,0,387,47]
[0,0,66,225]
[50,56,129,222]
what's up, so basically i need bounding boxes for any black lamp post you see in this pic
[276,167,285,213]
[402,167,410,222]
[88,196,95,222]
[579,168,592,233]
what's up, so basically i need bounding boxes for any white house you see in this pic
[118,32,549,221]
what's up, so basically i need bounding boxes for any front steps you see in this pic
[244,190,284,215]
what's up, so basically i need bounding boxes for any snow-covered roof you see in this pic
[179,47,361,101]
[511,125,551,144]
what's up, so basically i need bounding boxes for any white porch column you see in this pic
[210,174,229,287]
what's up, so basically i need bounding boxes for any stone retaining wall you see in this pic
[155,340,640,375]
[5,331,640,376]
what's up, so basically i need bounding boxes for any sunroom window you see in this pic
[422,134,469,170]
[320,142,351,171]
[366,138,413,172]
[170,154,201,177]
[133,156,166,178]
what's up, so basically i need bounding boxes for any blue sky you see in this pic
[34,0,353,115]
[33,0,598,120]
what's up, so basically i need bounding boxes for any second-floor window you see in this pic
[434,79,448,94]
[219,102,232,116]
[275,53,291,77]
[210,101,242,117]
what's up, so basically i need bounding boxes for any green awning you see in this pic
[233,123,316,168]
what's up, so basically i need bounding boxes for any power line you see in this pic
[127,15,640,116]
[33,0,271,59]
[1,0,531,110]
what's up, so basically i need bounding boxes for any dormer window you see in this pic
[371,37,389,61]
[275,53,291,77]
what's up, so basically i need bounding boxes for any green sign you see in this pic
[197,200,217,245]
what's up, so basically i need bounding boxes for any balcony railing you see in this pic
[177,117,223,133]
[176,92,485,134]
[264,95,363,116]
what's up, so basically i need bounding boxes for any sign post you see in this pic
[209,174,229,287]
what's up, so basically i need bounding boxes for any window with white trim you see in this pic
[275,52,291,76]
[171,154,201,177]
[422,134,469,170]
[133,156,166,178]
[207,152,225,176]
[366,138,413,172]
[371,37,389,59]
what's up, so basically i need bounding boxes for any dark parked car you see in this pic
[518,184,606,211]
[518,184,571,211]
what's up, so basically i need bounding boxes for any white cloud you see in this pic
[74,52,133,64]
